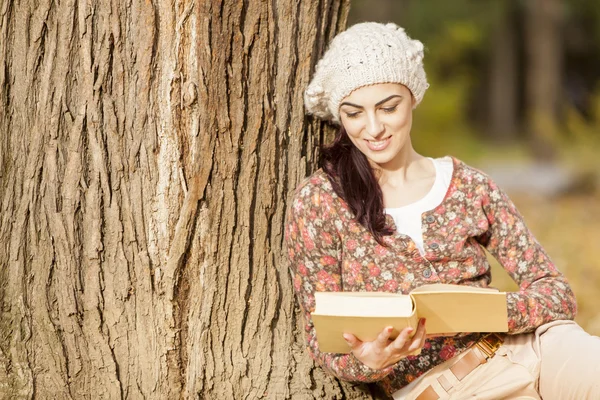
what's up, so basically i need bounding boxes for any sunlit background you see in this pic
[349,0,600,335]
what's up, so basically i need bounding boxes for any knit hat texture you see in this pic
[304,22,429,124]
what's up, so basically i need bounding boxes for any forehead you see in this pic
[342,83,409,106]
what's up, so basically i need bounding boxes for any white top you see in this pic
[385,157,454,255]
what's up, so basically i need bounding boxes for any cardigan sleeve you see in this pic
[284,179,394,382]
[476,174,577,334]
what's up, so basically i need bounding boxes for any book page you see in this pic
[411,288,508,333]
[313,291,413,317]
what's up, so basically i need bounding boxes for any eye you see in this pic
[381,105,398,114]
[344,111,361,119]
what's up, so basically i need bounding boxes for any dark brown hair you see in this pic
[320,126,394,245]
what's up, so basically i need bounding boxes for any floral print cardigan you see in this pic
[284,156,577,394]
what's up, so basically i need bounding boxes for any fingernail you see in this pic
[343,334,350,341]
[420,318,426,326]
[407,327,414,334]
[388,326,394,333]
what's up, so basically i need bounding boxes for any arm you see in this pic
[284,182,395,382]
[476,175,577,334]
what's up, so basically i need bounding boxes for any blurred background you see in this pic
[349,0,600,334]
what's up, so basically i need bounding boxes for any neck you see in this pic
[371,144,426,185]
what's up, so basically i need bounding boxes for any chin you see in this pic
[365,152,396,166]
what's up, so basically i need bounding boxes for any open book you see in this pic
[312,284,508,353]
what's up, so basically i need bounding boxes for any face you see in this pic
[339,83,414,169]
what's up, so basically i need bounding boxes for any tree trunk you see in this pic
[524,0,564,159]
[0,0,378,398]
[488,0,518,142]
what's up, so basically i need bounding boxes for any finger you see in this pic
[407,319,427,352]
[407,318,426,342]
[414,318,426,335]
[343,333,361,350]
[375,326,394,347]
[418,330,427,349]
[408,324,427,352]
[390,326,414,350]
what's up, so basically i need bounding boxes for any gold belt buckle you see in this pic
[475,333,503,359]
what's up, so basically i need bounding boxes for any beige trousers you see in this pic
[392,321,600,400]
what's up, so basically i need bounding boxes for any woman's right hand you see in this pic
[343,318,427,370]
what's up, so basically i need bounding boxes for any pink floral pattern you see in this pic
[285,157,577,394]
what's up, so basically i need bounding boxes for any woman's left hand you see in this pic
[343,318,427,370]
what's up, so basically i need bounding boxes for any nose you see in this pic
[365,113,384,138]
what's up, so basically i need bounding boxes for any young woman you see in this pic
[285,22,600,399]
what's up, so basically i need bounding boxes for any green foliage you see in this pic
[412,74,483,159]
[561,89,600,174]
[402,0,501,43]
[410,17,488,160]
[398,3,499,159]
[566,0,600,45]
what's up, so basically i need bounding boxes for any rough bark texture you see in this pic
[0,0,379,398]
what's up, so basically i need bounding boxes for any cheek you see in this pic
[346,133,363,149]
[341,120,362,139]
[390,110,412,130]
[340,126,365,151]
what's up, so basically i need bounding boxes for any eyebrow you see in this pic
[339,95,403,109]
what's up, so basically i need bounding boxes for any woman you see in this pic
[285,22,600,399]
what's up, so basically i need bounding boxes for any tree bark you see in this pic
[0,0,377,398]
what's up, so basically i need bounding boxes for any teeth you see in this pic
[367,138,389,148]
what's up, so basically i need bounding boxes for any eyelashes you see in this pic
[343,105,398,119]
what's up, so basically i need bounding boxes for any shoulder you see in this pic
[293,169,333,196]
[287,169,340,219]
[448,156,498,190]
[447,156,513,214]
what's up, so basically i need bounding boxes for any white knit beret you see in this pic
[304,22,429,124]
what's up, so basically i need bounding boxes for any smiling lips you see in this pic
[365,136,392,151]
